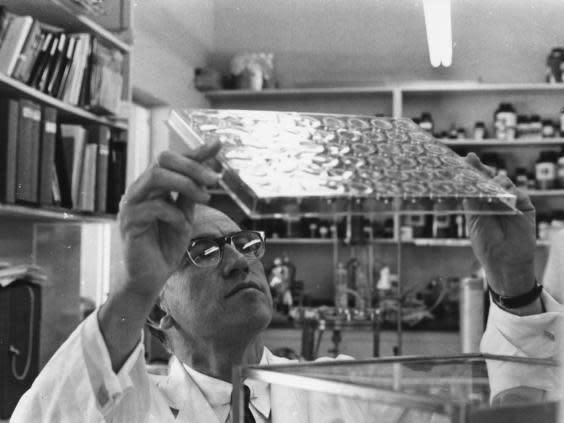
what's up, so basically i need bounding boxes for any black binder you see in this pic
[0,280,42,419]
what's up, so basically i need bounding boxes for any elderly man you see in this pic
[11,141,561,422]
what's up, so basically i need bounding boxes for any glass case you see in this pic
[167,109,517,219]
[233,354,559,423]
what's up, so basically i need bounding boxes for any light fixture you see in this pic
[422,0,453,67]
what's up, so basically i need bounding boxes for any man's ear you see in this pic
[147,303,174,330]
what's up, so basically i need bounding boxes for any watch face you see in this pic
[169,109,517,217]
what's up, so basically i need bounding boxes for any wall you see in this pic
[210,0,564,87]
[131,0,214,107]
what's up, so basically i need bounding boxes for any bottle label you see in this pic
[535,163,556,181]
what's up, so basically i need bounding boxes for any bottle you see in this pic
[473,122,486,140]
[560,106,564,136]
[530,114,542,138]
[535,151,557,190]
[456,128,466,139]
[494,103,517,141]
[546,48,564,83]
[516,115,529,139]
[542,120,556,138]
[514,167,529,189]
[557,149,564,188]
[335,262,348,311]
[419,112,434,134]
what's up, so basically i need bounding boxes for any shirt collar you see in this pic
[182,349,271,421]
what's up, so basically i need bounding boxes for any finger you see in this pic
[119,198,189,236]
[124,165,211,205]
[491,174,534,214]
[186,139,222,162]
[464,153,496,179]
[156,150,220,187]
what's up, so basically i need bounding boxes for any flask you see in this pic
[335,262,348,311]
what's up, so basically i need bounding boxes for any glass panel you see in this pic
[241,355,559,423]
[168,109,518,219]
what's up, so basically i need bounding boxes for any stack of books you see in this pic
[0,8,124,115]
[0,97,127,213]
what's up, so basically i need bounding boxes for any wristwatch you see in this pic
[488,282,543,309]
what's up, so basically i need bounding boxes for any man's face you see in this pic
[162,207,273,344]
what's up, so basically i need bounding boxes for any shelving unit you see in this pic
[0,2,132,416]
[206,80,561,320]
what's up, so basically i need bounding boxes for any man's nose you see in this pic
[221,244,250,278]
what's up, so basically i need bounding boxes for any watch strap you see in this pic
[488,282,543,309]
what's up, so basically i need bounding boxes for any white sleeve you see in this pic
[542,228,564,304]
[10,309,150,423]
[480,289,563,400]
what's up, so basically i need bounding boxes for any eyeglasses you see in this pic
[186,230,266,268]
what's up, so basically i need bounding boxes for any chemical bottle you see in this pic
[535,151,557,190]
[494,103,517,141]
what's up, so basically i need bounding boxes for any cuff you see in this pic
[481,290,562,358]
[81,308,145,413]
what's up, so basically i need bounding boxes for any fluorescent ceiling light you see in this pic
[423,0,453,67]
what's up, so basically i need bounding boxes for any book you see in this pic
[59,124,87,208]
[0,98,19,203]
[35,32,61,93]
[106,130,127,214]
[38,107,58,205]
[88,125,111,212]
[53,128,72,208]
[15,100,41,203]
[62,33,90,105]
[54,35,77,99]
[168,109,518,218]
[78,141,97,211]
[51,162,61,205]
[45,32,69,96]
[11,20,43,83]
[0,14,34,76]
[77,35,94,107]
[26,31,55,88]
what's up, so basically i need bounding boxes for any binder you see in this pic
[53,128,72,208]
[15,99,41,203]
[78,141,97,211]
[0,98,19,203]
[38,106,58,205]
[59,124,86,208]
[11,20,42,83]
[106,130,127,213]
[0,14,34,76]
[89,125,110,212]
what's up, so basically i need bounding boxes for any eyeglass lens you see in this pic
[188,231,265,267]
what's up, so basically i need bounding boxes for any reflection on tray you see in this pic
[168,109,517,218]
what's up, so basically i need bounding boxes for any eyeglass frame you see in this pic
[185,230,266,268]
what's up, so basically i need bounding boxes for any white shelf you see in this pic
[526,189,564,197]
[206,82,564,100]
[0,203,117,222]
[0,73,128,129]
[1,0,131,52]
[410,238,550,247]
[206,86,395,99]
[443,138,564,147]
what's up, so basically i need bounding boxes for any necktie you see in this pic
[243,385,256,423]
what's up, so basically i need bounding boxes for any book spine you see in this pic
[94,125,110,213]
[15,99,41,203]
[0,98,19,203]
[38,106,57,205]
[0,15,33,76]
[11,21,42,82]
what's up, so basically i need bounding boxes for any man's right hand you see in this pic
[117,141,221,299]
[98,140,221,371]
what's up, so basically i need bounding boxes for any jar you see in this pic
[542,120,556,138]
[546,48,564,83]
[535,151,557,190]
[494,103,517,141]
[456,128,466,139]
[473,122,486,140]
[419,112,434,134]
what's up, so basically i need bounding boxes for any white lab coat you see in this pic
[10,290,562,423]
